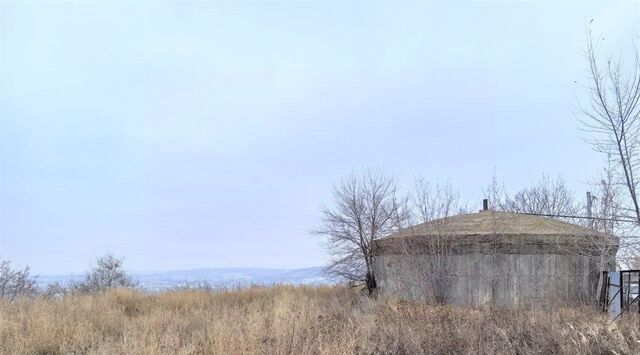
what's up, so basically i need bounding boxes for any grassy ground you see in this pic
[0,285,638,354]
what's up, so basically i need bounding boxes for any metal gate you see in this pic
[600,270,640,318]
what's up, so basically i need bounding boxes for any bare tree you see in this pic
[0,259,37,302]
[399,179,466,303]
[588,160,624,235]
[579,27,640,223]
[412,178,467,223]
[316,170,409,294]
[485,173,580,219]
[73,253,136,293]
[485,173,617,301]
[588,158,640,271]
[569,162,622,300]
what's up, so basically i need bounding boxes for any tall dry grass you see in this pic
[0,285,638,354]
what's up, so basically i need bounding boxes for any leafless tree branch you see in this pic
[316,170,410,294]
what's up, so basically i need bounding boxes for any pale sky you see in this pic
[1,1,639,274]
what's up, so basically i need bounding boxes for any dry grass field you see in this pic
[1,285,639,354]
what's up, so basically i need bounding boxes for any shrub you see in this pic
[0,259,36,302]
[72,253,136,293]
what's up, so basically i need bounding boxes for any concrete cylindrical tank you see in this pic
[372,211,618,307]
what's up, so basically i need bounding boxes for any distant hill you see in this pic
[36,267,337,291]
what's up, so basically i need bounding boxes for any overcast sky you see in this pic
[1,1,639,274]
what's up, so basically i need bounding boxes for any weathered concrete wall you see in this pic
[374,249,615,307]
[373,211,619,307]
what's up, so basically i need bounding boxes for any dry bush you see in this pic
[0,259,36,302]
[0,285,638,354]
[72,253,136,294]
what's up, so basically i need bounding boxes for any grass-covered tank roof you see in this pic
[387,211,607,239]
